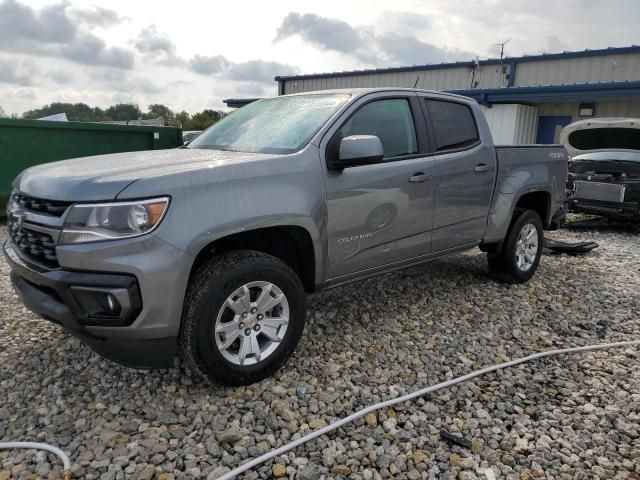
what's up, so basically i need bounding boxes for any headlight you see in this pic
[60,197,170,244]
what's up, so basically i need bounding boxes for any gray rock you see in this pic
[214,431,243,445]
[0,216,638,480]
[297,463,323,480]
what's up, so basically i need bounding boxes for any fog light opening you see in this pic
[70,286,130,321]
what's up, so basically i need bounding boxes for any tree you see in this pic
[22,102,105,122]
[186,109,226,130]
[175,110,190,129]
[23,102,76,120]
[104,103,143,122]
[146,104,177,126]
[17,101,227,127]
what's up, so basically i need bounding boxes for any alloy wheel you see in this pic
[515,223,539,272]
[214,281,289,366]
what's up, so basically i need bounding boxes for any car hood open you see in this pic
[560,117,640,157]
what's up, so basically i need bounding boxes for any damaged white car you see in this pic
[562,117,640,220]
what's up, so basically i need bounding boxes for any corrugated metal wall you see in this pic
[480,104,538,144]
[279,50,640,146]
[282,63,511,94]
[537,100,640,121]
[281,52,640,94]
[515,52,640,86]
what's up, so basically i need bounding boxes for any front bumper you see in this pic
[569,198,640,218]
[3,236,192,369]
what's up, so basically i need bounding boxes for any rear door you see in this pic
[321,92,437,279]
[420,96,497,251]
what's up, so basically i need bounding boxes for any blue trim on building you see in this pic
[274,45,640,82]
[450,81,640,105]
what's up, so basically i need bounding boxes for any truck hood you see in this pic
[560,117,640,157]
[16,148,276,201]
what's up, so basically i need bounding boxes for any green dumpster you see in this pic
[0,118,182,211]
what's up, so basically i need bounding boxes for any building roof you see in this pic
[274,45,640,82]
[223,98,262,108]
[450,80,640,105]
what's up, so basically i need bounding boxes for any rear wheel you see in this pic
[488,209,543,283]
[179,250,306,386]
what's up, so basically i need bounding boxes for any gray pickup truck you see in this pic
[4,88,567,385]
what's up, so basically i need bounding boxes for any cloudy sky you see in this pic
[1,0,638,115]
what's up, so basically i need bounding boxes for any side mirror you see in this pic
[328,135,384,170]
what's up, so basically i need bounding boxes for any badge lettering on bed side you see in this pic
[337,232,373,244]
[549,152,566,160]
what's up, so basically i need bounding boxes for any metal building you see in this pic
[273,45,640,144]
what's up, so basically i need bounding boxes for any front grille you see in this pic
[12,193,71,217]
[8,222,59,268]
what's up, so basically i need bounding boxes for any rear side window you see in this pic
[425,99,479,152]
[340,99,418,158]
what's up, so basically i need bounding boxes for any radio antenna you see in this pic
[413,75,420,88]
[495,38,511,62]
[494,38,511,85]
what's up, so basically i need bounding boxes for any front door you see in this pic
[537,116,572,144]
[322,94,436,279]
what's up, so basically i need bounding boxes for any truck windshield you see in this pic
[188,94,350,154]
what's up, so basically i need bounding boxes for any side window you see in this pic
[425,99,479,152]
[340,99,418,158]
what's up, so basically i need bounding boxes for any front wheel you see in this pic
[488,209,543,283]
[179,250,306,386]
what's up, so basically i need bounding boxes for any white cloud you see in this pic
[1,0,639,115]
[0,0,134,69]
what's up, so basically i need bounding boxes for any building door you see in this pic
[537,116,572,144]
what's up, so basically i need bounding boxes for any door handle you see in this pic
[408,172,432,183]
[474,164,490,173]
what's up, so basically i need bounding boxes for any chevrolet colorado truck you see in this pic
[4,89,568,385]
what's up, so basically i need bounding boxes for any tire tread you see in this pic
[178,250,305,385]
[487,208,543,284]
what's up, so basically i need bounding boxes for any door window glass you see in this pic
[425,100,479,152]
[340,99,418,158]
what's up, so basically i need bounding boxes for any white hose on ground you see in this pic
[216,339,640,480]
[0,441,71,479]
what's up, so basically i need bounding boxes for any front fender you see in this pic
[183,214,325,283]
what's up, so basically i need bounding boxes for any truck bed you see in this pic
[481,144,569,244]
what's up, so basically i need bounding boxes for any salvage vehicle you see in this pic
[4,88,567,385]
[562,118,640,220]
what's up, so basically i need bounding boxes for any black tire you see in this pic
[488,209,543,283]
[179,250,306,386]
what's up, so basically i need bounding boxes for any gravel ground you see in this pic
[1,214,639,480]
